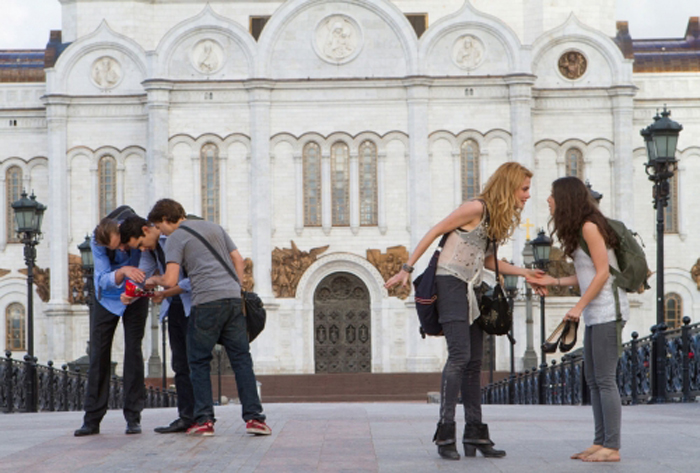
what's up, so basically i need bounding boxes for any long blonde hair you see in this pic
[478,162,533,244]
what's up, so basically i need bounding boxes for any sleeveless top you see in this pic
[572,247,630,327]
[435,205,493,324]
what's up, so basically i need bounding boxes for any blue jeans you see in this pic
[187,298,265,424]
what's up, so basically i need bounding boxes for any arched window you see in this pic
[200,143,220,223]
[331,142,350,226]
[461,140,480,201]
[303,142,322,226]
[664,292,683,329]
[98,156,117,219]
[359,140,378,226]
[565,148,584,179]
[5,166,22,242]
[5,303,25,352]
[664,174,678,233]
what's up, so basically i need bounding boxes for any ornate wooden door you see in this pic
[314,272,371,373]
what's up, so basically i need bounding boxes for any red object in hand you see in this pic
[125,280,155,298]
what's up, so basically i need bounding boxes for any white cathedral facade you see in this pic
[1,0,699,377]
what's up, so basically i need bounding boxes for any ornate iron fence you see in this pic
[483,317,699,405]
[1,351,177,413]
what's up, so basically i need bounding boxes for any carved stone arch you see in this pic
[483,129,512,150]
[193,134,225,149]
[94,146,123,168]
[299,133,327,156]
[418,1,527,75]
[428,130,459,153]
[679,146,700,159]
[153,4,257,79]
[326,132,354,151]
[380,131,410,157]
[0,157,29,175]
[531,14,633,87]
[221,133,251,160]
[350,131,383,150]
[651,269,700,319]
[257,0,419,77]
[48,21,147,95]
[270,132,299,156]
[168,134,196,151]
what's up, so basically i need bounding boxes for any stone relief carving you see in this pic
[315,15,362,64]
[271,241,329,298]
[691,258,700,290]
[242,258,254,292]
[91,56,121,89]
[191,39,224,74]
[546,247,580,297]
[558,51,587,80]
[68,254,86,305]
[0,268,10,278]
[452,35,485,71]
[19,266,51,303]
[366,246,410,300]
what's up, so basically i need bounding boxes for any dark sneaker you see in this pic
[74,423,100,437]
[246,419,272,436]
[186,421,214,437]
[154,418,192,434]
[125,420,142,435]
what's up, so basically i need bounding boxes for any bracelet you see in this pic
[402,263,414,274]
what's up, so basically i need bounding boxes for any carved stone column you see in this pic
[350,151,359,234]
[246,81,273,298]
[609,86,637,226]
[321,151,331,235]
[143,80,173,207]
[294,153,303,235]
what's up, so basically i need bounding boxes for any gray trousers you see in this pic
[584,321,622,450]
[436,276,484,424]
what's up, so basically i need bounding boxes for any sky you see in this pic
[0,0,698,49]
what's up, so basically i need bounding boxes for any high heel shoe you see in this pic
[433,422,460,460]
[559,320,579,352]
[463,423,506,458]
[542,320,568,353]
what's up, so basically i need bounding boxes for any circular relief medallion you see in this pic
[452,35,485,71]
[191,39,225,75]
[314,14,363,65]
[91,56,122,89]
[558,50,587,80]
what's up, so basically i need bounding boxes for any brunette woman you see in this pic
[530,176,628,462]
[385,162,543,460]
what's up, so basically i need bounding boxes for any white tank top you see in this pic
[572,247,630,326]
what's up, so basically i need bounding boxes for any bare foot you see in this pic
[570,445,603,460]
[582,448,620,462]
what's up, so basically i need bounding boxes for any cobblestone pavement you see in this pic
[0,402,698,472]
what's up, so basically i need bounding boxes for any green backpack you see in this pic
[579,218,650,355]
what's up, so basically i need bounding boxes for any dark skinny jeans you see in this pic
[436,276,484,425]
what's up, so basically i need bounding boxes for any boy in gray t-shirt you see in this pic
[145,198,271,438]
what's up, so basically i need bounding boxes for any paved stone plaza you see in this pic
[0,402,698,472]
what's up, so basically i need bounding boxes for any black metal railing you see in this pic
[483,317,699,405]
[1,351,177,413]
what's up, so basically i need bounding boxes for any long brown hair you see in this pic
[549,177,618,257]
[478,162,533,244]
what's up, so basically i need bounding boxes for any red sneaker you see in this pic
[246,419,272,435]
[186,421,214,437]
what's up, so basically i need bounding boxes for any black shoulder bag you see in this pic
[178,225,266,342]
[475,240,515,344]
[412,233,450,338]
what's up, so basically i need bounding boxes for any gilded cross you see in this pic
[521,218,534,240]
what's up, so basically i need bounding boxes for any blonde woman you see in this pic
[386,162,543,460]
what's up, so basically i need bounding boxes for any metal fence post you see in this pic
[630,332,639,405]
[4,351,13,413]
[538,362,548,405]
[681,317,692,402]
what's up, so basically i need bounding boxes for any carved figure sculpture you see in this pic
[242,258,254,292]
[558,51,587,80]
[197,40,219,73]
[92,57,120,88]
[271,241,329,298]
[691,258,700,290]
[367,245,410,299]
[324,21,354,60]
[69,253,86,304]
[453,35,483,70]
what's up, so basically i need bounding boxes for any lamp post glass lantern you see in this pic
[11,190,46,413]
[641,106,683,404]
[531,230,552,365]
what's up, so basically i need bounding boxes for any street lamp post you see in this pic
[641,106,683,404]
[11,191,46,413]
[521,241,538,370]
[531,230,552,366]
[504,270,519,404]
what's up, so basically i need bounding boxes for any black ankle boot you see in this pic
[463,423,506,458]
[433,422,460,460]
